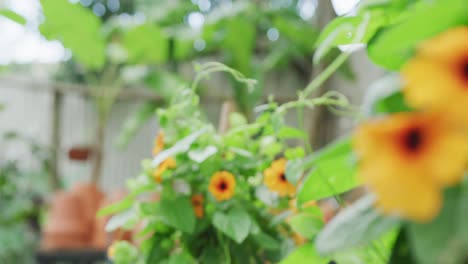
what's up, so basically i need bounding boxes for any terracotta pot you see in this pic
[91,198,110,249]
[41,191,89,250]
[72,183,105,224]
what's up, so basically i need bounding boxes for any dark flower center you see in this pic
[218,181,228,191]
[463,62,468,78]
[279,173,287,182]
[402,127,423,152]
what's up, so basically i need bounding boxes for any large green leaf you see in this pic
[40,0,105,70]
[373,91,413,114]
[212,207,252,244]
[159,196,196,234]
[306,137,352,166]
[285,159,304,185]
[280,244,330,264]
[315,195,400,254]
[123,23,168,64]
[407,186,468,264]
[367,0,468,70]
[0,9,26,25]
[332,228,398,264]
[289,212,324,240]
[297,140,358,204]
[314,10,386,63]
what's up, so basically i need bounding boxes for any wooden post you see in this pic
[218,101,237,133]
[308,0,336,149]
[50,90,62,189]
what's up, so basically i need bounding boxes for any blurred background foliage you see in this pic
[34,0,354,146]
[0,131,51,263]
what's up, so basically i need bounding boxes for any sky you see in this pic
[0,0,359,65]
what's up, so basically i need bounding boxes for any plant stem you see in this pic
[217,231,231,264]
[302,52,350,99]
[296,105,313,154]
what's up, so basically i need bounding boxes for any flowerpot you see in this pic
[41,191,89,250]
[71,182,105,235]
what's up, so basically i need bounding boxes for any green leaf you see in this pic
[373,91,413,114]
[167,251,196,264]
[280,244,330,264]
[213,207,252,244]
[112,241,140,264]
[297,149,357,204]
[284,147,305,160]
[314,11,385,63]
[123,23,168,64]
[159,196,196,234]
[278,126,307,139]
[40,0,105,70]
[407,186,468,264]
[152,128,206,167]
[253,232,280,250]
[388,229,416,264]
[97,196,134,217]
[367,0,468,70]
[316,195,400,254]
[116,102,159,149]
[0,9,26,25]
[289,212,324,240]
[307,137,352,165]
[188,146,218,163]
[229,112,247,128]
[285,159,304,185]
[105,208,138,232]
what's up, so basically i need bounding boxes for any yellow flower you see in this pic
[354,112,468,222]
[152,131,165,156]
[191,194,204,218]
[107,242,117,260]
[402,27,468,123]
[152,157,176,183]
[209,171,236,201]
[264,159,296,197]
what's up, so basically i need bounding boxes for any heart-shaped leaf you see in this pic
[213,207,251,244]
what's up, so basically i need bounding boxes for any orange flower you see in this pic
[264,159,296,197]
[208,171,236,201]
[354,112,468,222]
[152,157,176,183]
[402,27,468,123]
[292,232,307,246]
[152,131,165,156]
[191,195,204,218]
